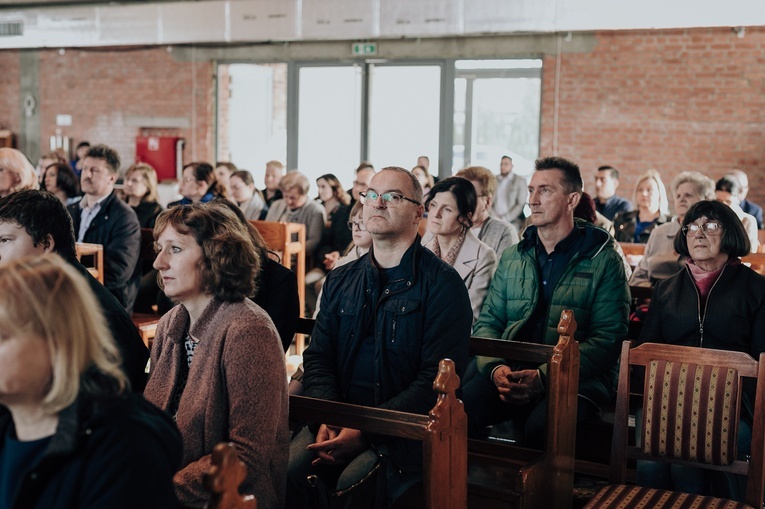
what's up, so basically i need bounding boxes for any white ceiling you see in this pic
[0,0,763,49]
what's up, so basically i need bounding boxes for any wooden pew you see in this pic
[75,242,104,283]
[742,252,765,275]
[293,313,580,509]
[251,220,306,322]
[467,309,580,509]
[290,359,467,509]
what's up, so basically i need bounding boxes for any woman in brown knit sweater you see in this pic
[144,202,288,509]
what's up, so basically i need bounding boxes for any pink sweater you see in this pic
[144,298,288,509]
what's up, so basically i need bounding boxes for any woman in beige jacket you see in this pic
[422,176,498,322]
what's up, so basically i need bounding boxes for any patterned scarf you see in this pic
[432,228,468,266]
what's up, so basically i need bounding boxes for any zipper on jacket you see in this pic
[689,265,726,348]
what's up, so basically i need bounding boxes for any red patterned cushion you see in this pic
[642,360,739,465]
[584,484,754,508]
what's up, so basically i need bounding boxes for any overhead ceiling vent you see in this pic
[0,21,23,37]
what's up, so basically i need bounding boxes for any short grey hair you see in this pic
[671,171,715,201]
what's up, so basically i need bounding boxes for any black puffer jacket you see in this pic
[0,391,182,509]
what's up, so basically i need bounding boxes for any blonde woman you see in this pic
[123,163,164,228]
[0,147,37,197]
[613,169,670,243]
[0,255,181,509]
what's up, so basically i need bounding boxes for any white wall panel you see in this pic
[464,0,556,34]
[302,0,378,40]
[160,1,225,44]
[230,0,298,41]
[98,4,161,45]
[379,0,463,37]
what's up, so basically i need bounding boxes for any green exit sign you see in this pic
[352,42,377,56]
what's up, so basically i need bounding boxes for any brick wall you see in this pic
[34,46,213,173]
[540,27,765,208]
[0,50,20,135]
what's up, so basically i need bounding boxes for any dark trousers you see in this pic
[462,371,597,448]
[285,427,420,509]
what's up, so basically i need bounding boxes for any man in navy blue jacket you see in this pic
[67,145,141,313]
[286,167,472,508]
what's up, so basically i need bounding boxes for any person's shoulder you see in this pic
[86,393,182,462]
[304,199,325,212]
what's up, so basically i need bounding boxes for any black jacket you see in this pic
[254,256,300,352]
[68,191,142,313]
[639,262,765,419]
[316,203,353,263]
[67,255,149,392]
[302,238,472,468]
[131,200,164,229]
[0,391,182,509]
[613,210,670,243]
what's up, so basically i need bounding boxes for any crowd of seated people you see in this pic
[4,140,765,509]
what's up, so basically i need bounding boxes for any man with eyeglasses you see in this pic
[462,156,629,447]
[287,167,472,508]
[67,144,141,314]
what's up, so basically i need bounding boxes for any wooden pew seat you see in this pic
[290,359,467,509]
[467,309,580,509]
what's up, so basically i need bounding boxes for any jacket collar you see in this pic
[519,218,613,259]
[166,298,229,343]
[365,236,422,297]
[451,231,482,280]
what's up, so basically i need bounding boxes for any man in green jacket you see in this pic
[463,156,629,446]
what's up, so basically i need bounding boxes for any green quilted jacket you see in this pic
[474,220,629,406]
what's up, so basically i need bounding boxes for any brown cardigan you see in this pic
[144,298,288,509]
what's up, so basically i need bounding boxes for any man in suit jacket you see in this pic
[67,144,141,313]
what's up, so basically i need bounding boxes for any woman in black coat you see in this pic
[637,200,765,501]
[0,255,181,509]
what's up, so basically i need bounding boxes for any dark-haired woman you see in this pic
[43,162,80,206]
[423,176,497,322]
[168,162,226,207]
[144,204,288,509]
[637,200,765,500]
[229,170,265,221]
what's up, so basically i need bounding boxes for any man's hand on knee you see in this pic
[307,425,367,466]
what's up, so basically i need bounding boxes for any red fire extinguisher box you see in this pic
[135,136,183,181]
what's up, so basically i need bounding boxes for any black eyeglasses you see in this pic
[347,220,367,231]
[682,222,723,236]
[359,191,421,207]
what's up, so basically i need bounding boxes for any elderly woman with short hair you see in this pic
[264,171,327,257]
[0,147,37,198]
[637,200,765,500]
[0,255,181,509]
[144,203,288,509]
